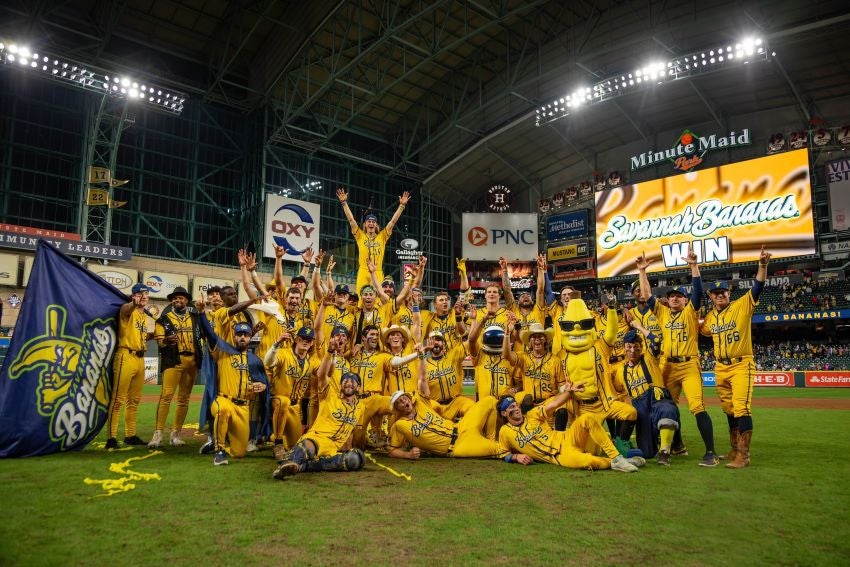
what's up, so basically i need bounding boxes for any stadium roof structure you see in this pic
[2,0,849,213]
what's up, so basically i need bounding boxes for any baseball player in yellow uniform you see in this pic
[272,358,366,478]
[505,255,548,354]
[467,304,517,400]
[637,249,718,466]
[149,286,202,449]
[264,326,321,460]
[700,246,771,468]
[347,325,393,449]
[337,186,410,293]
[106,283,153,450]
[422,291,468,352]
[421,330,473,420]
[387,347,505,460]
[498,385,645,472]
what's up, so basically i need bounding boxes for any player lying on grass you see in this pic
[497,382,646,472]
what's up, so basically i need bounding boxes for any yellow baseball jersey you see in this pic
[510,304,547,354]
[653,301,699,358]
[297,297,317,323]
[630,305,661,336]
[700,291,757,359]
[154,310,195,353]
[210,306,250,343]
[351,308,387,341]
[210,347,252,399]
[118,308,148,352]
[621,355,663,399]
[319,305,357,347]
[423,345,467,403]
[424,312,465,350]
[354,227,391,272]
[472,352,515,399]
[306,385,364,452]
[266,346,321,402]
[349,350,392,394]
[516,352,563,402]
[498,406,562,464]
[383,355,418,394]
[324,354,352,395]
[473,306,512,335]
[388,393,456,455]
[391,303,421,330]
[595,312,630,358]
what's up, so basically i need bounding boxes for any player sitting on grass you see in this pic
[497,383,646,472]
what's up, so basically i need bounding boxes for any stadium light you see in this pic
[0,41,186,115]
[536,36,770,127]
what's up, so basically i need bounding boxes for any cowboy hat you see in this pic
[381,324,410,345]
[519,322,555,346]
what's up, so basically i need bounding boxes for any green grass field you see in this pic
[2,387,849,566]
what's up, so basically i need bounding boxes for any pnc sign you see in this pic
[264,195,321,262]
[462,213,538,260]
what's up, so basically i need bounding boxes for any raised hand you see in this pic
[635,251,650,271]
[327,255,336,273]
[682,244,698,266]
[274,244,285,259]
[314,249,325,267]
[245,252,257,272]
[336,187,348,203]
[302,246,314,264]
[499,257,508,271]
[399,191,411,206]
[366,257,376,273]
[759,245,772,265]
[455,257,467,273]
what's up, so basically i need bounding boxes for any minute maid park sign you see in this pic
[630,128,752,172]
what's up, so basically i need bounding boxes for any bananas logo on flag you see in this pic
[0,241,127,457]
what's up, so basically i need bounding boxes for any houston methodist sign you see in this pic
[462,213,538,261]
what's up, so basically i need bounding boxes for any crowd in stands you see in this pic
[699,341,850,371]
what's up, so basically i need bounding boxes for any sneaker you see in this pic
[627,456,646,468]
[671,445,688,456]
[147,430,163,449]
[124,435,147,446]
[169,431,186,447]
[273,443,287,462]
[199,438,215,455]
[698,451,719,467]
[610,455,638,473]
[247,440,258,453]
[657,449,672,466]
[105,438,119,450]
[272,461,299,480]
[213,450,229,466]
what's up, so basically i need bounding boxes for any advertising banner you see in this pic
[547,240,590,262]
[193,277,235,297]
[263,195,321,262]
[0,253,19,286]
[754,310,850,323]
[546,210,589,241]
[753,372,794,387]
[462,213,538,261]
[141,270,190,300]
[87,264,138,294]
[595,149,815,278]
[805,371,850,387]
[827,158,850,231]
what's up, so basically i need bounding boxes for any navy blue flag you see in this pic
[0,240,127,457]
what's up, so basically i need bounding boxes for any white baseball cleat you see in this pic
[170,430,186,447]
[611,455,639,473]
[147,430,163,449]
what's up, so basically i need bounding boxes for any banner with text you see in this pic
[462,213,538,261]
[703,371,793,387]
[595,149,815,278]
[547,239,590,262]
[193,277,235,297]
[87,264,138,294]
[0,253,19,286]
[263,195,321,262]
[805,371,850,387]
[827,158,850,231]
[142,270,190,300]
[546,210,589,242]
[754,309,850,323]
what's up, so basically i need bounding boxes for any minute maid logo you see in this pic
[7,305,115,449]
[630,128,752,172]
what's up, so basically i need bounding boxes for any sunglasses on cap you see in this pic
[381,283,395,288]
[559,318,596,331]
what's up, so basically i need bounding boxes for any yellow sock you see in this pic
[660,428,675,450]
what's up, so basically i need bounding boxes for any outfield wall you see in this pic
[702,371,850,388]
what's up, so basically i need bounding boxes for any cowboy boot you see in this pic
[725,430,750,469]
[722,427,739,461]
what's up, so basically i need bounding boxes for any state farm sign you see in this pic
[805,371,850,387]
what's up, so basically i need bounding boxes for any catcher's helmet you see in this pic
[482,325,505,354]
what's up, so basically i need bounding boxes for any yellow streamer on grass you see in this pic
[364,451,412,481]
[84,450,163,497]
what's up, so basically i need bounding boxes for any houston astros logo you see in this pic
[8,305,115,449]
[271,203,317,255]
[467,226,488,246]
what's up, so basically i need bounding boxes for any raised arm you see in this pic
[273,244,285,291]
[466,304,482,358]
[311,249,326,299]
[684,245,702,308]
[368,258,390,304]
[600,293,619,346]
[416,341,429,398]
[456,257,469,294]
[636,251,652,302]
[238,249,259,301]
[535,254,546,307]
[502,312,518,365]
[336,187,359,234]
[385,191,411,234]
[300,247,314,280]
[499,257,515,309]
[413,255,427,288]
[753,245,771,302]
[325,255,336,294]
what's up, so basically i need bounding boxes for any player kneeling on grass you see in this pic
[387,342,505,460]
[273,365,366,479]
[497,382,645,472]
[621,328,681,466]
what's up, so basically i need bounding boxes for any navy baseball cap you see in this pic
[331,326,349,337]
[666,286,688,297]
[291,275,308,285]
[340,372,361,386]
[131,283,150,294]
[364,213,378,223]
[234,322,252,335]
[296,327,315,340]
[334,284,350,295]
[622,329,640,343]
[707,281,729,293]
[497,396,516,413]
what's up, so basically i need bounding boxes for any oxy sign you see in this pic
[264,195,321,261]
[462,213,538,261]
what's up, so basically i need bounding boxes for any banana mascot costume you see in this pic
[558,293,637,427]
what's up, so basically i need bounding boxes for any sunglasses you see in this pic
[559,318,595,331]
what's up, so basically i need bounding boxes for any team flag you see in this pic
[0,241,127,457]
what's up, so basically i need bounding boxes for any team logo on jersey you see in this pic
[7,305,115,449]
